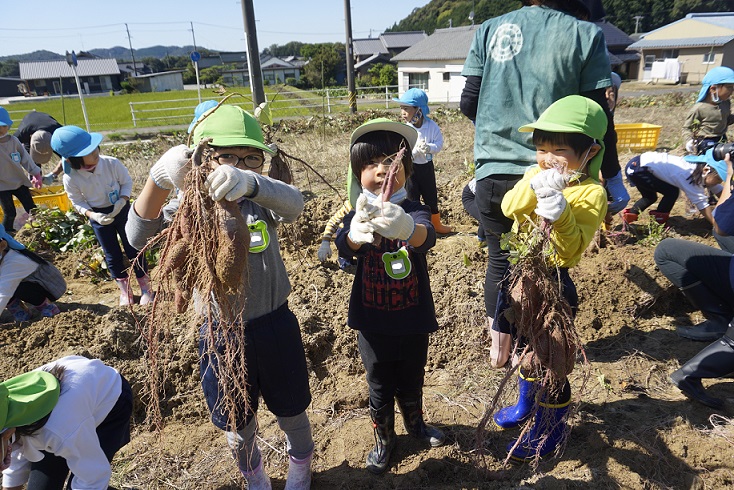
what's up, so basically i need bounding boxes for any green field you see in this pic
[4,85,397,133]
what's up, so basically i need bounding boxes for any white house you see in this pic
[391,25,478,103]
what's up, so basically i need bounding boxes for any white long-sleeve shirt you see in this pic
[410,117,444,165]
[62,155,133,216]
[2,356,122,490]
[0,248,39,312]
[636,152,712,211]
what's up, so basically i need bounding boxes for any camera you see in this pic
[713,142,734,161]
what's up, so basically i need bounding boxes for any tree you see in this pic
[368,63,397,86]
[301,44,344,88]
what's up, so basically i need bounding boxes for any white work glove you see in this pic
[534,188,567,223]
[685,139,697,154]
[205,165,257,202]
[41,173,56,185]
[317,240,332,262]
[30,173,42,189]
[107,199,127,218]
[348,195,376,245]
[530,168,568,192]
[150,144,193,191]
[88,212,114,226]
[371,201,416,241]
[413,139,430,158]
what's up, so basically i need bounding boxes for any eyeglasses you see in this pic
[214,153,265,169]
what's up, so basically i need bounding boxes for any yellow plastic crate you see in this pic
[615,123,662,151]
[0,185,72,220]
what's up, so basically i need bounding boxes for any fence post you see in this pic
[385,85,389,108]
[130,101,136,127]
[326,88,331,114]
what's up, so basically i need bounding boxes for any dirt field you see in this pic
[2,95,734,489]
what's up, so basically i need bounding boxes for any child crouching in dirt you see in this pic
[492,96,608,462]
[126,105,313,489]
[50,126,152,306]
[335,118,445,475]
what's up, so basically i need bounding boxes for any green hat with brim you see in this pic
[191,105,275,155]
[347,118,418,207]
[0,371,60,431]
[519,95,607,181]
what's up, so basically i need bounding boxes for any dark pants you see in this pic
[0,186,36,232]
[357,330,429,410]
[90,202,146,280]
[475,175,522,316]
[625,157,680,214]
[461,184,484,238]
[406,162,439,214]
[12,281,53,307]
[654,237,734,305]
[200,302,312,431]
[26,376,132,490]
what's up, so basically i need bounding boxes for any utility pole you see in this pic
[241,0,265,107]
[344,0,357,113]
[124,23,138,76]
[190,22,198,53]
[633,15,644,34]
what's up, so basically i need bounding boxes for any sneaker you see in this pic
[477,236,487,248]
[34,299,61,318]
[6,298,31,322]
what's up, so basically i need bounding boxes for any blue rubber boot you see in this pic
[508,386,571,462]
[365,403,396,475]
[493,371,538,430]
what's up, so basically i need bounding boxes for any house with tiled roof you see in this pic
[391,25,479,103]
[19,58,122,95]
[594,20,639,79]
[627,12,734,83]
[353,31,427,77]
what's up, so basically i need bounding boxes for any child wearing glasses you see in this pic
[126,105,313,490]
[683,66,734,155]
[50,126,152,306]
[335,118,445,475]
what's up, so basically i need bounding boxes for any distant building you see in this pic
[132,70,184,92]
[221,55,306,87]
[594,20,640,79]
[0,77,22,97]
[391,26,478,103]
[353,31,427,77]
[118,61,150,76]
[627,12,734,84]
[19,58,122,95]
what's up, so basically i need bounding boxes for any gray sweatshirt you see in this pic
[0,134,40,191]
[126,173,304,321]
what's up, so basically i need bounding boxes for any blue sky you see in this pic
[0,0,431,57]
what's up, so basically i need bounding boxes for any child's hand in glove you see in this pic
[88,212,114,226]
[530,168,568,192]
[534,187,567,222]
[371,201,415,241]
[205,166,256,201]
[413,139,430,158]
[349,195,377,245]
[317,240,332,261]
[107,199,127,218]
[150,145,193,191]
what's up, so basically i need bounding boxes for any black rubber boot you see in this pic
[396,395,446,447]
[670,326,734,409]
[676,282,733,341]
[366,403,396,475]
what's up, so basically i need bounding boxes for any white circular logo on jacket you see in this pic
[490,23,523,62]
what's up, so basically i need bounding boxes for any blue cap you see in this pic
[684,148,728,181]
[50,126,103,158]
[0,107,12,127]
[187,100,218,133]
[697,66,734,102]
[0,224,25,250]
[392,88,429,116]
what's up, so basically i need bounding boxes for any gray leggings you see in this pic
[226,410,313,473]
[654,237,734,302]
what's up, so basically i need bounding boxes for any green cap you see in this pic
[347,118,418,207]
[0,371,60,430]
[192,105,275,155]
[519,95,607,180]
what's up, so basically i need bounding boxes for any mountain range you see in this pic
[0,45,199,63]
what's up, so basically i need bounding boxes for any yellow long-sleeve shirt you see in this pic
[501,166,607,268]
